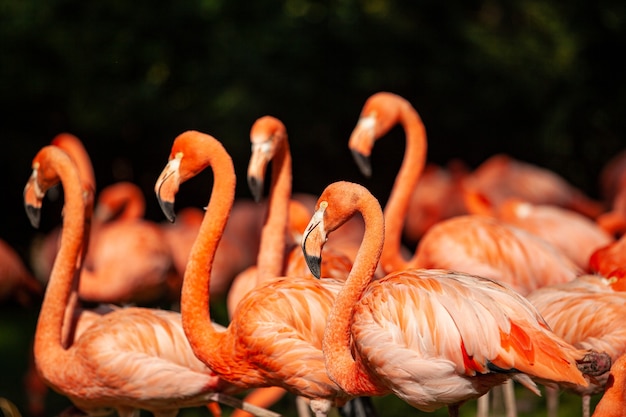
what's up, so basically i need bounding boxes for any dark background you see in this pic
[1,1,625,415]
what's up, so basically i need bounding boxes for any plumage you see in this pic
[302,180,611,416]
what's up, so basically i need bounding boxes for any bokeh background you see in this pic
[1,0,625,415]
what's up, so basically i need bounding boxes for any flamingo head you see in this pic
[247,116,287,202]
[348,92,407,177]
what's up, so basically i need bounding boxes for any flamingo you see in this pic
[462,153,604,219]
[527,272,626,417]
[0,238,42,307]
[301,180,612,417]
[226,116,365,417]
[24,144,278,417]
[155,130,375,417]
[347,92,581,296]
[227,115,355,317]
[463,193,614,271]
[592,353,626,417]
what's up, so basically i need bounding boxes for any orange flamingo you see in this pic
[592,353,626,417]
[527,272,626,417]
[347,92,581,296]
[301,180,611,417]
[24,144,278,417]
[463,193,614,271]
[0,238,42,307]
[228,116,354,315]
[155,130,373,417]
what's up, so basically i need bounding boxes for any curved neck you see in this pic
[380,104,427,273]
[257,139,292,283]
[34,153,87,369]
[591,366,626,417]
[180,142,236,365]
[322,190,387,395]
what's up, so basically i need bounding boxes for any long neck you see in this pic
[180,145,236,365]
[257,139,292,283]
[34,155,86,371]
[591,367,626,417]
[322,194,386,395]
[380,104,427,273]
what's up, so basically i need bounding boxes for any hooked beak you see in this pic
[155,155,182,223]
[24,167,44,228]
[301,202,328,279]
[247,140,273,203]
[348,116,377,178]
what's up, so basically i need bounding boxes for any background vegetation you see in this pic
[1,0,624,415]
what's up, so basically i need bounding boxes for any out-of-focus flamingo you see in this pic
[80,182,179,305]
[24,144,277,417]
[0,238,42,307]
[527,272,626,417]
[462,153,604,219]
[592,353,626,417]
[347,92,581,296]
[301,180,610,417]
[155,130,373,417]
[464,193,614,270]
[403,160,469,243]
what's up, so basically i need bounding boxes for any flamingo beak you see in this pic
[24,167,44,228]
[247,140,273,203]
[348,115,377,178]
[155,154,182,223]
[301,202,328,279]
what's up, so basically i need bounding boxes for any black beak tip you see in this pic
[351,150,372,178]
[25,205,41,229]
[247,176,263,203]
[158,200,176,223]
[305,255,322,279]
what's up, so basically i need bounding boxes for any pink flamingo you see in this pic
[24,144,278,417]
[155,130,374,417]
[347,92,581,296]
[301,180,611,417]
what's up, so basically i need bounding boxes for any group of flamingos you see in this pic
[2,91,626,417]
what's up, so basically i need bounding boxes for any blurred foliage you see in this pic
[1,0,625,415]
